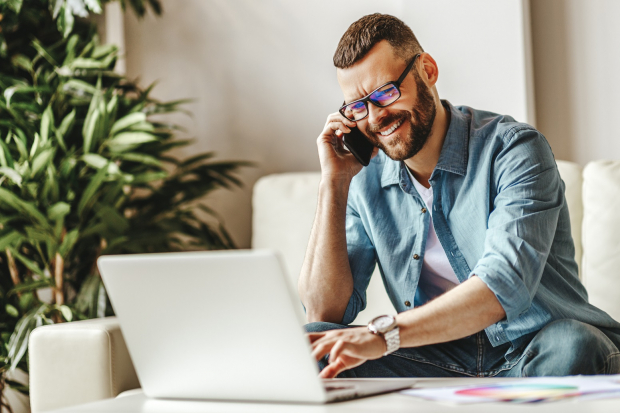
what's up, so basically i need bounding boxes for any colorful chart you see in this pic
[456,384,579,401]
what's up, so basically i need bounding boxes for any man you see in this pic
[299,13,620,379]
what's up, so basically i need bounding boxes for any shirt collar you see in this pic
[381,100,470,188]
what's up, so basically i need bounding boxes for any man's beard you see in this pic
[365,74,437,161]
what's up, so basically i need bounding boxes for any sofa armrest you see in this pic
[29,317,140,413]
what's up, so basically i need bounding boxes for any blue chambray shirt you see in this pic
[343,100,620,353]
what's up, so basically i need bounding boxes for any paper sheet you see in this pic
[401,375,620,404]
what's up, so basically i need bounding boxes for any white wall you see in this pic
[122,0,534,247]
[530,0,620,166]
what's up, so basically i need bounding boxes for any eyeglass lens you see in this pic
[342,83,401,121]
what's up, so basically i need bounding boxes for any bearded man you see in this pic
[298,13,620,378]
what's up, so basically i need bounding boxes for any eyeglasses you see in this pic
[339,53,421,122]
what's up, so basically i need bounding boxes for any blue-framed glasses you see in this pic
[339,53,421,122]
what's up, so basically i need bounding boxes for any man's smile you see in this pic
[378,119,404,137]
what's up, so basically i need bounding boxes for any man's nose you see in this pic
[367,102,388,126]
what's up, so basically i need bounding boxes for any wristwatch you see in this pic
[367,315,400,356]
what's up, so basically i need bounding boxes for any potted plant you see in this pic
[0,1,248,410]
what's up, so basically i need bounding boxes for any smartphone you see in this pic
[342,126,375,167]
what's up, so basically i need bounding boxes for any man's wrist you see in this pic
[367,315,400,356]
[319,175,352,192]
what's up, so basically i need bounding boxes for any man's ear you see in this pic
[418,53,439,87]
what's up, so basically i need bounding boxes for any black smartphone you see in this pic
[342,127,375,167]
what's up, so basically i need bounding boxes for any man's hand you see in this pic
[317,113,378,181]
[309,327,386,378]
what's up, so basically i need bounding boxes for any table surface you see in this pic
[49,378,620,413]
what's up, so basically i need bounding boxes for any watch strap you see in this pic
[382,327,400,356]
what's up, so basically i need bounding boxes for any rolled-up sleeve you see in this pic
[341,204,376,325]
[471,127,564,323]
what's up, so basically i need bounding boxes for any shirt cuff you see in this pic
[470,266,532,323]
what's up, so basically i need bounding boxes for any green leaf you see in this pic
[52,0,64,19]
[117,152,162,167]
[95,204,129,234]
[63,79,97,96]
[55,110,75,151]
[92,43,116,59]
[60,157,77,178]
[12,132,28,160]
[77,166,107,217]
[8,248,44,276]
[110,112,146,135]
[0,187,49,227]
[7,304,50,371]
[82,153,108,169]
[11,54,32,73]
[31,148,56,179]
[0,167,23,186]
[6,304,19,318]
[59,228,79,257]
[63,34,80,65]
[83,109,100,153]
[82,154,119,175]
[106,94,118,120]
[83,78,102,153]
[0,137,14,168]
[131,171,168,184]
[41,105,54,144]
[107,132,158,152]
[59,305,73,322]
[6,0,24,13]
[61,4,75,38]
[0,231,23,250]
[8,279,55,296]
[58,110,76,136]
[30,133,40,159]
[47,202,71,221]
[32,39,58,66]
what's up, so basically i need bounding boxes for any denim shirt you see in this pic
[343,101,620,353]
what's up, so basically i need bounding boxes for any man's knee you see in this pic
[304,321,348,333]
[522,319,620,375]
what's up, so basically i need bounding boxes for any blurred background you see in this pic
[101,0,620,248]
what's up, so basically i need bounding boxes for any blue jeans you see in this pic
[305,319,620,377]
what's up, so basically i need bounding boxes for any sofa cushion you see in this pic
[556,160,583,277]
[582,160,620,321]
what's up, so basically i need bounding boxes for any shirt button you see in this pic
[405,301,411,307]
[421,208,427,214]
[413,254,420,260]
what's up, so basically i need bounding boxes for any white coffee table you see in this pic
[47,378,620,413]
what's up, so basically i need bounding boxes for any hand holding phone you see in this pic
[342,126,375,167]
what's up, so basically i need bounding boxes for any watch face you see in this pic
[373,315,395,331]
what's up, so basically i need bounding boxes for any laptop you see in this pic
[97,249,417,403]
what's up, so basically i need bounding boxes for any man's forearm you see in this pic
[396,276,506,347]
[299,179,354,323]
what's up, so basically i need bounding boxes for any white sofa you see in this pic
[28,160,620,412]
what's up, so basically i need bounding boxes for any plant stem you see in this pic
[5,249,19,287]
[54,252,65,306]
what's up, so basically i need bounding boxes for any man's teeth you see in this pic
[380,120,403,136]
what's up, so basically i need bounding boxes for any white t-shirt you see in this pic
[406,168,459,300]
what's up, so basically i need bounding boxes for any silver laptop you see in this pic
[98,249,417,403]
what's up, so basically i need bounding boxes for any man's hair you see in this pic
[333,14,424,69]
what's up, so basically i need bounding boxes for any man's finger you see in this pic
[319,358,347,379]
[311,340,335,361]
[307,332,326,343]
[329,339,346,363]
[328,121,351,134]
